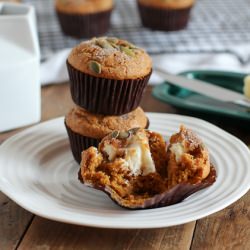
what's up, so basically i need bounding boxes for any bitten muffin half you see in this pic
[79,126,216,209]
[65,106,149,163]
[67,37,152,115]
[137,0,195,31]
[55,0,113,38]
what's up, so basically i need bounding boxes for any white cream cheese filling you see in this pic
[103,144,117,161]
[103,130,156,176]
[170,142,185,163]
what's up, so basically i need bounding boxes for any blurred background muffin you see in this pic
[65,106,149,163]
[54,0,113,38]
[67,37,152,115]
[137,0,195,31]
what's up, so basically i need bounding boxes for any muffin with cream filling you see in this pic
[79,126,216,209]
[137,0,195,31]
[167,125,210,188]
[65,106,149,163]
[55,0,113,38]
[67,36,152,115]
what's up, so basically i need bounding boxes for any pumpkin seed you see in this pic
[129,128,140,134]
[120,46,135,57]
[107,37,119,44]
[127,43,137,49]
[89,61,101,74]
[96,39,113,49]
[111,131,119,138]
[120,40,137,49]
[118,131,130,139]
[109,42,120,50]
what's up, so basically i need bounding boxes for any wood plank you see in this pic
[0,83,72,250]
[0,193,33,250]
[141,86,177,114]
[191,192,250,250]
[3,83,249,249]
[0,128,23,145]
[41,83,74,121]
[18,217,195,250]
[0,119,32,250]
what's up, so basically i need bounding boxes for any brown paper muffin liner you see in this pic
[67,61,152,115]
[137,2,192,31]
[65,122,100,164]
[65,119,149,164]
[79,166,216,210]
[56,9,112,38]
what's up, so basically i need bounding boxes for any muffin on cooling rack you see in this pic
[67,37,152,115]
[65,106,149,163]
[137,0,195,31]
[55,0,113,38]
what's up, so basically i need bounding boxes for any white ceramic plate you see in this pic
[0,113,249,229]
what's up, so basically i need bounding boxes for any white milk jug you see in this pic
[0,3,40,132]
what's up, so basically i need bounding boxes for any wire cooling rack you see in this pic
[23,0,250,62]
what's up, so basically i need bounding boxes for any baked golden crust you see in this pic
[138,0,195,9]
[67,37,152,80]
[55,0,113,14]
[65,106,148,139]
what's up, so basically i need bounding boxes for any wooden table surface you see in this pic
[0,84,249,250]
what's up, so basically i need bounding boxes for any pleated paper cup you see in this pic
[67,60,152,115]
[65,122,100,164]
[137,2,193,31]
[56,9,112,38]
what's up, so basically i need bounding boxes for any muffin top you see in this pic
[138,0,195,9]
[55,0,113,14]
[67,37,152,80]
[65,106,148,139]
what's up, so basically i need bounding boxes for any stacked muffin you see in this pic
[65,37,152,163]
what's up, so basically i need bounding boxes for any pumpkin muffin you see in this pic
[137,0,195,31]
[67,37,152,115]
[79,126,216,209]
[65,106,149,163]
[55,0,113,38]
[166,125,210,187]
